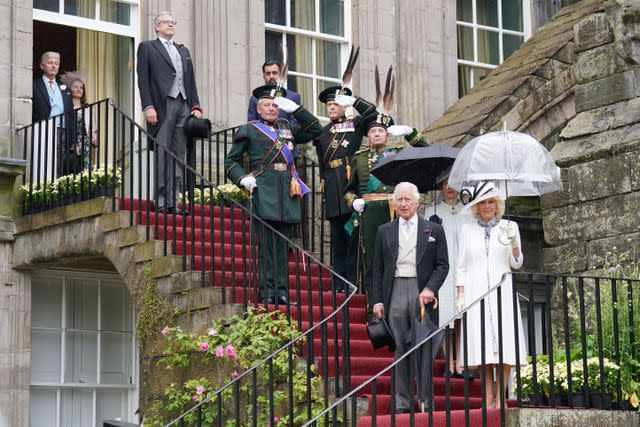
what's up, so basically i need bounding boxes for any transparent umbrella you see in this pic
[448,130,562,197]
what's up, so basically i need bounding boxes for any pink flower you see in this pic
[274,416,279,424]
[199,342,210,352]
[226,344,237,359]
[192,394,198,401]
[161,326,170,336]
[195,385,206,395]
[232,371,239,378]
[208,328,217,336]
[215,346,224,358]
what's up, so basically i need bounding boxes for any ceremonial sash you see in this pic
[250,121,309,198]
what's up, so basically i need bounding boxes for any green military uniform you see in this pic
[314,87,376,289]
[344,126,428,307]
[225,85,322,303]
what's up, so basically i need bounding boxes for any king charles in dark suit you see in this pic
[136,11,203,213]
[33,51,74,177]
[371,181,449,412]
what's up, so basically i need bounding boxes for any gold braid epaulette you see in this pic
[354,147,371,155]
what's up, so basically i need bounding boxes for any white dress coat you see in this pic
[456,219,527,367]
[425,200,474,326]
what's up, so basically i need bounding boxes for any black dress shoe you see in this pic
[175,208,190,216]
[262,296,274,305]
[443,370,453,379]
[157,206,175,214]
[277,296,296,306]
[395,408,410,414]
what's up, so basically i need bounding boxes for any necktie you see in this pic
[49,80,55,94]
[403,220,412,239]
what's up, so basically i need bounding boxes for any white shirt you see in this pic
[395,213,418,278]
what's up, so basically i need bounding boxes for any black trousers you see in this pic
[257,220,293,300]
[329,213,358,289]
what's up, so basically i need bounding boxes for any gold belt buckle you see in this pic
[272,163,287,172]
[329,159,344,168]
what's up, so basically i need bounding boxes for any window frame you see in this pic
[264,0,352,117]
[456,0,531,94]
[30,270,138,427]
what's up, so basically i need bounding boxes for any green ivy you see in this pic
[132,263,170,351]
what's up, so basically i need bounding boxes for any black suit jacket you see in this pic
[371,215,449,312]
[32,77,74,124]
[136,38,201,137]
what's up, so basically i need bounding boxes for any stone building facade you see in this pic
[0,0,571,425]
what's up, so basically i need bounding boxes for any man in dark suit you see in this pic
[32,51,74,177]
[136,11,203,213]
[247,61,302,124]
[371,181,449,413]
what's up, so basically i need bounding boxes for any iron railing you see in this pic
[300,272,639,427]
[18,99,355,426]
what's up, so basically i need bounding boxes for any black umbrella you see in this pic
[370,145,460,193]
[405,301,443,406]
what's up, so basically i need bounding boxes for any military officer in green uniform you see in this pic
[344,114,428,307]
[314,86,377,291]
[225,84,322,304]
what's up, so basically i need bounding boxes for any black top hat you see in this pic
[367,317,396,351]
[184,116,212,139]
[318,85,353,103]
[252,84,287,99]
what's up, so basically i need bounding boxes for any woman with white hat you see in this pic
[456,181,527,409]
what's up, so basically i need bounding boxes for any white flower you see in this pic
[341,140,349,148]
[60,85,67,91]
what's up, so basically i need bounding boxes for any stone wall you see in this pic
[543,0,640,273]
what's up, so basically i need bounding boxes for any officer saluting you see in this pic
[225,84,322,304]
[343,66,429,310]
[315,85,376,291]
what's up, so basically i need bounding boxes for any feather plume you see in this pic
[382,66,394,112]
[341,45,360,88]
[374,65,382,108]
[277,43,289,89]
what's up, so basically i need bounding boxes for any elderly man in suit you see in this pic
[137,11,203,213]
[371,181,449,413]
[32,51,74,177]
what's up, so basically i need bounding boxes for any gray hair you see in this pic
[393,182,420,203]
[470,196,505,221]
[154,11,174,28]
[40,51,60,65]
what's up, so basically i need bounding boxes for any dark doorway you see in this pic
[33,21,77,79]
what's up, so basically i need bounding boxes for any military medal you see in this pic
[276,139,284,149]
[331,121,355,133]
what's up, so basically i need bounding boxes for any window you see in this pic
[30,272,137,427]
[456,0,531,97]
[33,0,138,37]
[265,0,351,116]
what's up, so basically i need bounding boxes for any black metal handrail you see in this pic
[301,272,639,426]
[18,99,357,426]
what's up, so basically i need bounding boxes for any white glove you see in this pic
[505,223,518,248]
[455,292,465,314]
[387,125,414,137]
[239,176,257,192]
[274,96,299,113]
[352,198,365,213]
[334,94,356,107]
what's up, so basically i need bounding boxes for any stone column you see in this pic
[351,0,456,131]
[0,0,34,422]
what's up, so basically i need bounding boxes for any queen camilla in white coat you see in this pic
[456,181,527,409]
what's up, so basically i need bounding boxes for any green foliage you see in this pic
[179,183,248,206]
[20,166,122,208]
[132,263,169,351]
[144,306,328,426]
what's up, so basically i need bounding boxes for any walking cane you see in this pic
[248,188,258,303]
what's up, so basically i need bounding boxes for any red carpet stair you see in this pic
[125,200,501,426]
